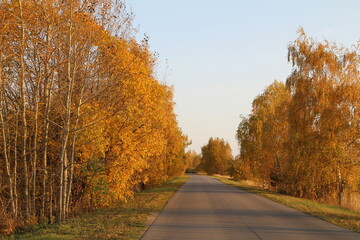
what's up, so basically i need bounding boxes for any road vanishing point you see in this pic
[142,174,359,240]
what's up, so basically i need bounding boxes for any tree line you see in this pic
[0,0,188,233]
[234,29,359,208]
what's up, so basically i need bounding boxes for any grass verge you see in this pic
[213,175,360,233]
[3,175,189,240]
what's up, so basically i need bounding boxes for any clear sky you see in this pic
[127,0,360,156]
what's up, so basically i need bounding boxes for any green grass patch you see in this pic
[213,176,360,233]
[3,175,189,240]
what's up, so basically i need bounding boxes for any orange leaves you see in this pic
[237,30,359,203]
[237,82,290,187]
[0,0,187,225]
[72,28,187,205]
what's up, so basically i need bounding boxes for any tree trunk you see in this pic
[40,21,55,222]
[18,0,30,219]
[49,174,53,223]
[40,71,54,222]
[0,53,16,216]
[13,113,19,218]
[58,0,74,221]
[66,87,82,215]
[337,166,344,206]
[32,81,40,217]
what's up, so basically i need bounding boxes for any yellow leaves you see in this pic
[3,0,185,209]
[0,0,186,226]
[75,32,186,204]
[200,138,233,175]
[239,30,359,204]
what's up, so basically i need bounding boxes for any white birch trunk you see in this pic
[59,0,74,221]
[18,0,30,219]
[0,53,16,216]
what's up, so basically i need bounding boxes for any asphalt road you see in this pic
[142,174,359,240]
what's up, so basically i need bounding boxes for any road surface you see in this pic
[142,174,359,240]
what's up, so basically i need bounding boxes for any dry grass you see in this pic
[2,175,189,240]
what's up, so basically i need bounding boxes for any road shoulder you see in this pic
[212,175,360,233]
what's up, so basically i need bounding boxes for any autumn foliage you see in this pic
[235,29,360,209]
[200,137,233,175]
[0,0,187,233]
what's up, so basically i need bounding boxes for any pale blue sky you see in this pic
[127,0,360,155]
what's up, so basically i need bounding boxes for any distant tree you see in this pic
[200,138,233,175]
[185,150,201,169]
